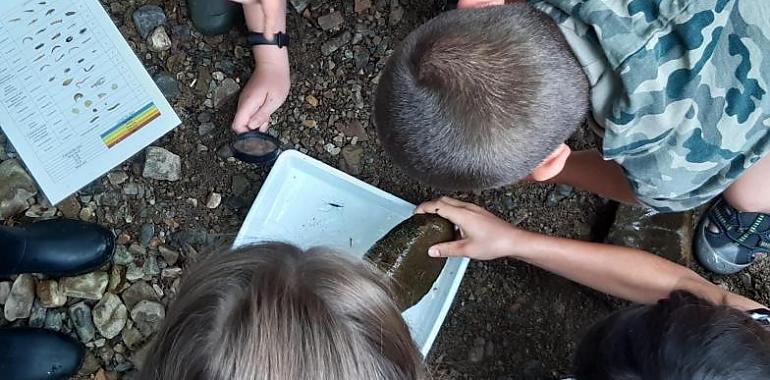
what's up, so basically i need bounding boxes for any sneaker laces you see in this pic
[708,199,770,258]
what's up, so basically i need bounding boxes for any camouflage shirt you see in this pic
[530,0,770,212]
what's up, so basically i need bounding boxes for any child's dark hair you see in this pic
[374,4,588,191]
[141,242,425,380]
[575,290,770,380]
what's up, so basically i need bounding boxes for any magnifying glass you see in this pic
[231,131,281,164]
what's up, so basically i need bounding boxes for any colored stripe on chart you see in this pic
[100,102,161,148]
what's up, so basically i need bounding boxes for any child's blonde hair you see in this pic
[141,242,425,380]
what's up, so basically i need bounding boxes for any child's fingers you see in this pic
[247,94,282,131]
[233,90,268,133]
[428,240,467,258]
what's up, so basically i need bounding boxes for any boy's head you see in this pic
[575,290,770,380]
[141,243,424,380]
[374,4,588,191]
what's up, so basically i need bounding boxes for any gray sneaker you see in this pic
[695,198,770,274]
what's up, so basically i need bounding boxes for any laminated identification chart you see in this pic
[0,0,180,204]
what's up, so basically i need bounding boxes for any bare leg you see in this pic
[723,153,770,213]
[546,149,639,205]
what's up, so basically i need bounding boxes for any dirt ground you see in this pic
[3,0,769,379]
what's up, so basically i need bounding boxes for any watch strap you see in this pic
[246,31,289,48]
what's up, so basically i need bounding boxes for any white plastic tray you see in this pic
[234,150,469,356]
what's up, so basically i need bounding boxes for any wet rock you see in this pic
[213,78,241,108]
[130,300,166,336]
[132,5,167,39]
[0,281,10,304]
[107,171,129,186]
[93,293,128,339]
[0,159,37,219]
[206,192,222,209]
[4,274,35,321]
[318,11,344,31]
[231,176,249,197]
[606,205,694,264]
[61,272,109,300]
[69,302,96,342]
[36,279,67,308]
[341,145,364,175]
[321,31,352,56]
[289,0,311,13]
[140,224,155,246]
[142,255,160,276]
[58,196,82,219]
[198,122,216,136]
[143,147,181,182]
[122,327,145,351]
[153,72,180,100]
[44,309,65,331]
[29,300,47,328]
[158,245,180,266]
[113,245,135,266]
[121,281,160,309]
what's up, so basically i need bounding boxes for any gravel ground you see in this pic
[1,1,768,379]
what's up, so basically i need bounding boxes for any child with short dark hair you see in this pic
[416,197,770,380]
[374,1,770,275]
[140,242,424,380]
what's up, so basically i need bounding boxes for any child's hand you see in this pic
[232,58,290,133]
[415,197,536,260]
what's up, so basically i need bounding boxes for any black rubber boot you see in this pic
[0,219,114,277]
[187,0,241,36]
[0,328,84,380]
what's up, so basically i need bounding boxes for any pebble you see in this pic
[29,301,47,328]
[318,11,345,31]
[321,31,352,56]
[0,159,38,219]
[4,274,35,321]
[69,302,97,342]
[57,196,82,219]
[143,146,181,182]
[306,94,319,107]
[121,281,160,309]
[302,119,318,128]
[113,245,135,266]
[206,192,222,209]
[213,78,241,108]
[148,27,172,52]
[36,279,68,308]
[153,72,181,100]
[132,5,167,39]
[289,0,311,13]
[79,206,95,222]
[129,243,147,256]
[389,0,404,26]
[337,120,368,141]
[468,337,486,363]
[231,175,250,196]
[161,267,183,280]
[44,309,65,331]
[61,272,109,300]
[140,224,155,246]
[122,327,146,351]
[546,185,573,206]
[355,0,372,12]
[216,144,234,159]
[125,264,145,282]
[130,300,166,336]
[198,122,216,136]
[107,171,129,186]
[341,145,364,175]
[197,112,212,124]
[324,143,341,156]
[0,281,10,304]
[93,293,128,339]
[142,255,161,276]
[158,245,180,266]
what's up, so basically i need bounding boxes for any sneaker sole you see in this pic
[695,218,751,275]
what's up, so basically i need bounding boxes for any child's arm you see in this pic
[545,149,639,205]
[230,0,290,133]
[416,197,765,311]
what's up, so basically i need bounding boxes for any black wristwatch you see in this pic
[246,31,290,48]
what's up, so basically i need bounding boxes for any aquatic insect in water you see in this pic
[365,214,455,311]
